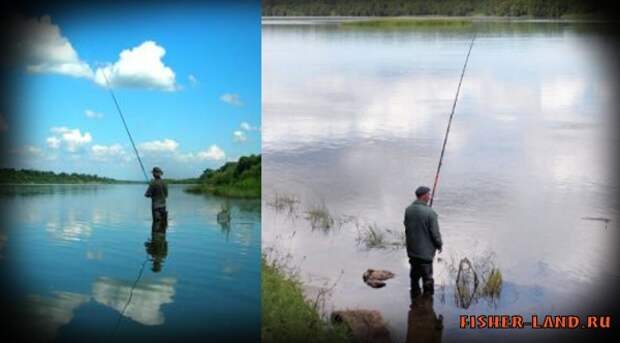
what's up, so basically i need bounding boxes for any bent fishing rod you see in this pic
[430,32,476,208]
[101,71,150,183]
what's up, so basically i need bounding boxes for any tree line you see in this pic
[263,0,602,18]
[0,168,123,184]
[188,154,261,198]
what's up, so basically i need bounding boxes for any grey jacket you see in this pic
[145,178,168,209]
[404,200,442,262]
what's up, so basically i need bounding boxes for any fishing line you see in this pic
[111,253,150,337]
[430,32,477,208]
[101,71,149,183]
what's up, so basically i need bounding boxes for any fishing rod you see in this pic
[101,71,150,183]
[110,253,149,337]
[430,32,477,208]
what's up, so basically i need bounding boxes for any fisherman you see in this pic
[145,167,168,232]
[404,186,443,296]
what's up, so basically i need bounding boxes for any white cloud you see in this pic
[196,145,225,161]
[540,78,585,113]
[220,93,243,106]
[47,126,92,152]
[15,15,93,79]
[46,136,60,149]
[91,144,129,162]
[233,130,247,142]
[240,121,259,131]
[92,277,176,326]
[188,74,198,86]
[84,109,103,119]
[138,138,179,153]
[15,145,43,156]
[93,41,177,91]
[22,291,90,341]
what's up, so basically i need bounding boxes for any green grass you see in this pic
[356,223,406,250]
[185,154,261,198]
[262,258,351,343]
[186,180,261,198]
[269,192,300,213]
[305,202,335,231]
[482,267,503,298]
[357,224,387,249]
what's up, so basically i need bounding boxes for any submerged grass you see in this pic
[262,257,351,343]
[305,202,335,231]
[356,223,406,250]
[481,268,503,298]
[269,193,300,214]
[358,224,387,249]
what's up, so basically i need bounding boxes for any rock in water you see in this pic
[332,310,391,343]
[363,269,395,288]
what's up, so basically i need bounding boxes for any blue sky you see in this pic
[7,1,260,180]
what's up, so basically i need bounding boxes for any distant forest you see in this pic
[0,168,124,184]
[262,0,605,18]
[0,168,200,184]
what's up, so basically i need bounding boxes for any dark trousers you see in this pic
[152,207,168,232]
[410,258,434,296]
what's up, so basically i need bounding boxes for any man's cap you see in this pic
[415,186,431,197]
[152,167,163,174]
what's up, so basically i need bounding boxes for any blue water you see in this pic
[0,184,260,341]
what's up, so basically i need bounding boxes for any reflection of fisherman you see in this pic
[406,292,443,343]
[404,186,443,296]
[145,167,168,232]
[145,231,168,273]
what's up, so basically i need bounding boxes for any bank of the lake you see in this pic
[263,0,607,19]
[186,155,261,198]
[262,258,351,343]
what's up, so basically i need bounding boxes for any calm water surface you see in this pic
[0,184,260,341]
[263,18,618,342]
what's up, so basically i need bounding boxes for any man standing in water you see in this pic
[404,186,443,296]
[145,167,168,232]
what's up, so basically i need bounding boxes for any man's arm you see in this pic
[163,182,168,198]
[429,211,443,252]
[145,183,153,198]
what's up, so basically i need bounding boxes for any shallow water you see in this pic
[262,18,618,341]
[0,184,260,341]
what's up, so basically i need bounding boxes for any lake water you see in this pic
[262,18,618,342]
[0,184,260,341]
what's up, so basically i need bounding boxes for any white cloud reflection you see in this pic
[92,277,176,326]
[22,291,90,341]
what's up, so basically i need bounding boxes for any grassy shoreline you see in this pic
[262,258,350,343]
[185,154,261,199]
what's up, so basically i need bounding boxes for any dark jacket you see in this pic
[145,178,168,209]
[404,200,442,262]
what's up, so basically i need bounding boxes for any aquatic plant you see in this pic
[356,223,406,250]
[269,192,299,214]
[305,202,335,231]
[481,268,503,299]
[217,202,231,225]
[357,223,387,249]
